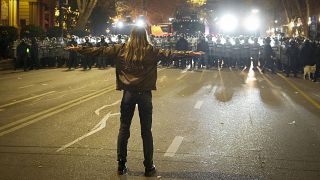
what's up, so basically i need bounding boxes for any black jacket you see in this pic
[78,44,191,91]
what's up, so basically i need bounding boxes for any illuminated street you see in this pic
[0,68,319,179]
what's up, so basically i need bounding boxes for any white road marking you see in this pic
[176,73,187,80]
[313,93,320,98]
[205,85,212,89]
[194,100,204,109]
[164,136,184,157]
[181,68,188,74]
[157,68,165,72]
[158,76,167,83]
[0,91,56,109]
[18,85,34,89]
[57,112,120,152]
[41,84,48,86]
[94,100,121,116]
[0,86,115,136]
[210,86,217,96]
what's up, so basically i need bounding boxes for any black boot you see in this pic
[117,161,127,175]
[145,164,156,177]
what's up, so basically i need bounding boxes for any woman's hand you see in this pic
[190,51,205,56]
[64,45,80,51]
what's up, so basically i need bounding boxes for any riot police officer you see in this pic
[82,36,93,70]
[30,37,39,70]
[16,39,30,71]
[207,35,215,68]
[214,37,224,69]
[241,37,251,70]
[224,37,232,69]
[272,38,281,71]
[250,37,261,70]
[232,38,241,69]
[261,37,275,73]
[286,39,300,77]
[196,37,209,69]
[96,35,109,69]
[67,36,78,70]
[175,36,189,68]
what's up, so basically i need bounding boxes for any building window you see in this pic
[1,0,9,25]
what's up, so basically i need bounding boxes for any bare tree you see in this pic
[75,0,98,30]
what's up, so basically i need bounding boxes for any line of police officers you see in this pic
[14,35,121,71]
[14,34,320,82]
[150,34,320,82]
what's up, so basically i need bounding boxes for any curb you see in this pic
[0,59,14,71]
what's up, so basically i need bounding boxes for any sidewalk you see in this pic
[0,59,14,71]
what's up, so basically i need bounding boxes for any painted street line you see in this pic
[176,73,188,81]
[277,73,320,109]
[158,76,167,83]
[194,100,204,109]
[0,86,115,137]
[157,68,166,72]
[164,136,184,157]
[18,84,34,89]
[0,69,60,80]
[209,85,218,96]
[0,91,56,109]
[57,112,120,152]
[313,93,320,98]
[205,85,212,89]
[94,100,121,116]
[181,68,188,74]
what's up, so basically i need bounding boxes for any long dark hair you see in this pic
[124,27,151,62]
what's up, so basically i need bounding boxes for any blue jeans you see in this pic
[117,90,154,168]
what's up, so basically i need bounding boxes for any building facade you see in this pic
[0,0,56,30]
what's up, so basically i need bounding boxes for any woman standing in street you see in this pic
[66,27,203,177]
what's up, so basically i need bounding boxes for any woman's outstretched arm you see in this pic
[65,44,122,57]
[152,46,205,61]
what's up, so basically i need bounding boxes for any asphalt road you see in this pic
[0,67,319,180]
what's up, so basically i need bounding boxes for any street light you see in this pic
[218,14,238,32]
[117,21,124,29]
[244,15,260,31]
[251,9,259,14]
[136,19,145,27]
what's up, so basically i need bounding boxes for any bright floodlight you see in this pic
[136,19,145,27]
[117,21,124,29]
[244,15,260,31]
[251,9,259,14]
[219,14,238,32]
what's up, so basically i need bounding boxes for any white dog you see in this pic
[303,64,317,80]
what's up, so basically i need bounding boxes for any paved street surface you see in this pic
[0,67,319,180]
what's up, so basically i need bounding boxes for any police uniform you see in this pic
[96,36,109,69]
[82,37,93,70]
[250,41,261,70]
[16,40,30,71]
[214,39,224,68]
[241,40,251,69]
[232,39,241,68]
[272,40,281,71]
[67,37,78,70]
[207,36,215,68]
[224,40,232,68]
